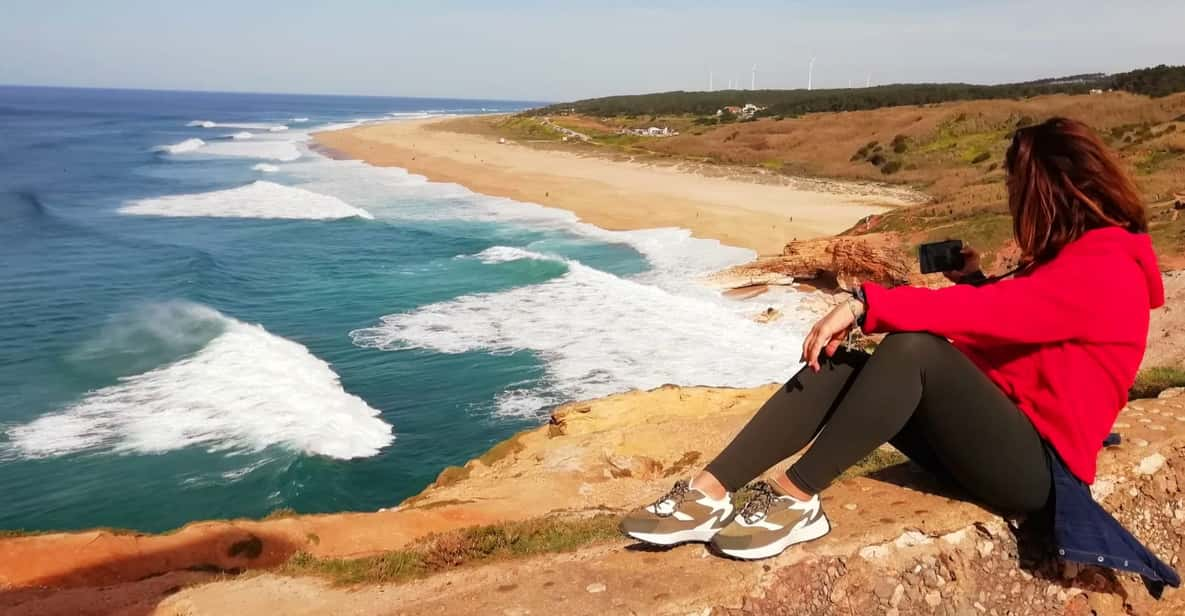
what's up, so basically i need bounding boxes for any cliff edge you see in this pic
[4,385,1185,615]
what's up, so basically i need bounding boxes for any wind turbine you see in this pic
[866,73,872,88]
[709,71,714,92]
[808,56,817,91]
[751,64,757,90]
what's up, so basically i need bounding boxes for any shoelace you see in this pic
[650,480,690,518]
[738,481,780,524]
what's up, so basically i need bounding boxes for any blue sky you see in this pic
[2,0,1183,102]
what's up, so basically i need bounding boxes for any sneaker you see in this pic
[620,479,734,545]
[711,481,830,560]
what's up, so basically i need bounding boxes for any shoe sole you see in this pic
[713,516,831,560]
[623,526,721,546]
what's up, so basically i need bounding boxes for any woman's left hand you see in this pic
[801,302,859,371]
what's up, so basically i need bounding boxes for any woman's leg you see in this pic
[703,346,870,492]
[787,332,1051,513]
[706,332,1050,560]
[620,346,869,546]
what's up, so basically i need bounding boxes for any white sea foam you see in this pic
[229,131,254,140]
[252,163,280,173]
[472,246,550,264]
[154,138,206,154]
[291,117,310,123]
[198,140,303,161]
[279,158,754,280]
[4,303,394,460]
[268,125,289,132]
[351,248,807,418]
[188,120,287,131]
[119,181,373,220]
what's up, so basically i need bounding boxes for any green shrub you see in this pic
[1016,115,1036,128]
[1130,366,1185,400]
[881,160,903,175]
[971,152,991,164]
[868,153,887,166]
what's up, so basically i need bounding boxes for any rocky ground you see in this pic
[4,384,1185,615]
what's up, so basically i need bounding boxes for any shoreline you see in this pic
[313,116,915,256]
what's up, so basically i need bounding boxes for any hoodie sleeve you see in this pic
[861,254,1138,345]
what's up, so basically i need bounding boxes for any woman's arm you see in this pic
[861,255,1133,345]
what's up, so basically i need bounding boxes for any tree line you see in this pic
[530,65,1185,119]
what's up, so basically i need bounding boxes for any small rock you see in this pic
[829,587,846,603]
[843,503,858,511]
[874,578,897,600]
[503,609,530,616]
[890,584,905,607]
[977,540,994,558]
[1159,387,1185,399]
[1137,453,1167,475]
[974,601,987,612]
[586,583,607,593]
[924,591,942,607]
[1135,438,1150,447]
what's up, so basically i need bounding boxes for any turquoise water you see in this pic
[0,86,808,533]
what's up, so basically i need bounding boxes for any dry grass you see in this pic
[1131,366,1185,400]
[279,514,621,586]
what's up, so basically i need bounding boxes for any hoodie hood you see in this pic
[1068,227,1164,308]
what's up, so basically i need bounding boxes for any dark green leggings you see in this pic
[705,333,1052,513]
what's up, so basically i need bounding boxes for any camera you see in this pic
[918,240,965,274]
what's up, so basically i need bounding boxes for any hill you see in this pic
[534,64,1185,118]
[469,89,1185,272]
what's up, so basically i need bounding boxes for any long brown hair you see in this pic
[1004,117,1147,264]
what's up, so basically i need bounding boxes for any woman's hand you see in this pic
[801,300,861,372]
[943,244,982,283]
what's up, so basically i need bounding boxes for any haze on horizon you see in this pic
[2,0,1183,103]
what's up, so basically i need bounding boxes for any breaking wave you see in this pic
[154,138,206,154]
[4,303,394,460]
[351,247,807,418]
[119,181,373,220]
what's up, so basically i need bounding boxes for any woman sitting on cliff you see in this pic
[621,118,1174,575]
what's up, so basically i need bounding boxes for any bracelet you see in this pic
[850,287,868,328]
[846,299,866,329]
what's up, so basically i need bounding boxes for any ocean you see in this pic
[0,86,809,532]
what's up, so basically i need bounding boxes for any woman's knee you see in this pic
[876,332,949,361]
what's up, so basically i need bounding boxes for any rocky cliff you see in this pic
[4,385,1185,615]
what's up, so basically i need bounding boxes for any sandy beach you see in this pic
[314,117,916,255]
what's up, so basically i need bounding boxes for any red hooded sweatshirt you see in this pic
[862,227,1164,484]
